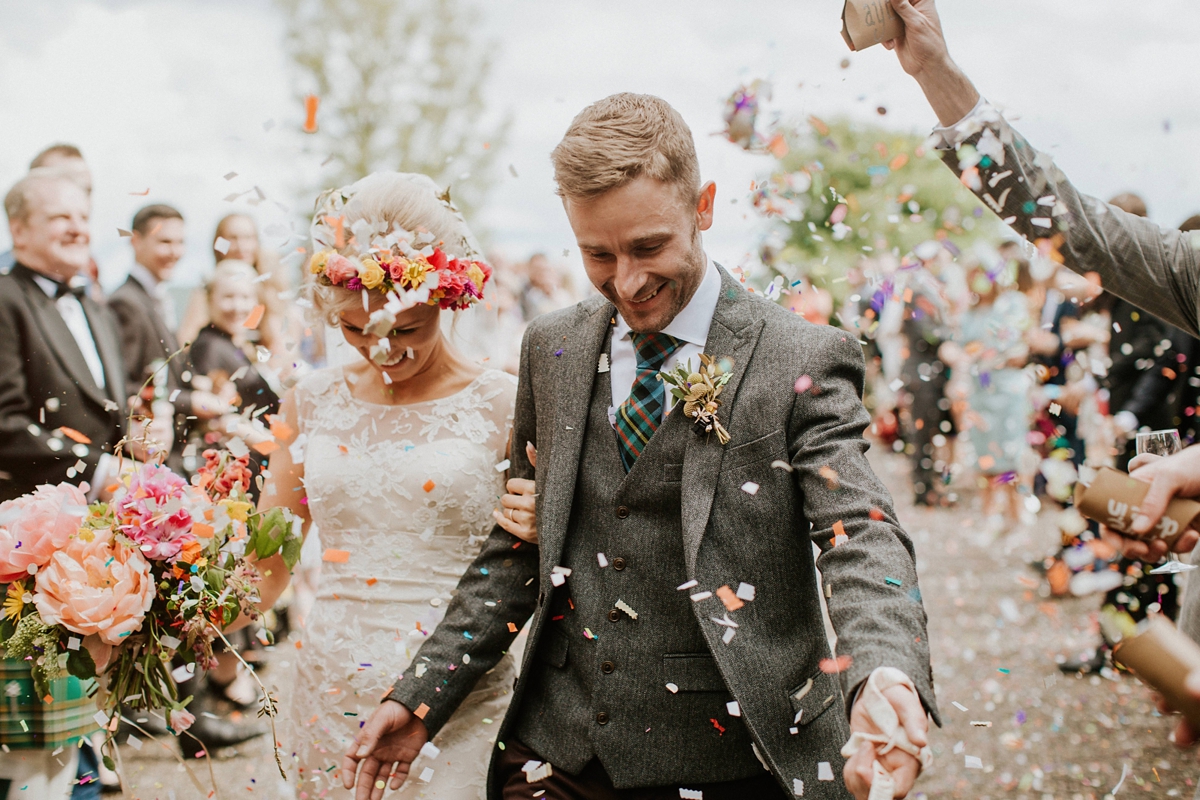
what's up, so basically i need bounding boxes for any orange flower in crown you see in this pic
[306,182,492,311]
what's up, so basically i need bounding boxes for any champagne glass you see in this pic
[1135,429,1182,458]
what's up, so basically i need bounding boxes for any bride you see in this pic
[231,172,538,799]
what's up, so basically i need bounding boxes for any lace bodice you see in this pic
[275,366,518,799]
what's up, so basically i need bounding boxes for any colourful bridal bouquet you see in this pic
[0,449,301,772]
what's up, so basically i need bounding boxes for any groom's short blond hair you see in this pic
[551,93,701,205]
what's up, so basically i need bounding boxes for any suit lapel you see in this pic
[538,299,615,566]
[13,266,111,410]
[680,269,766,574]
[83,297,126,405]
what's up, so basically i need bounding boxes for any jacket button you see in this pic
[601,661,615,674]
[607,609,621,622]
[616,506,630,519]
[595,711,609,725]
[612,557,627,571]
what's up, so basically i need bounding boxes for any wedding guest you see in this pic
[1,145,95,286]
[109,204,228,472]
[518,251,575,321]
[177,214,305,366]
[0,168,124,799]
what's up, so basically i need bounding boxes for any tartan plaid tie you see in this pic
[615,332,683,473]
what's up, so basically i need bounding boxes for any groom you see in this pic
[345,94,938,800]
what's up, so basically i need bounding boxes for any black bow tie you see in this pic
[55,280,87,300]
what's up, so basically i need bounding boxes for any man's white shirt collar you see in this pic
[612,256,721,348]
[129,263,165,294]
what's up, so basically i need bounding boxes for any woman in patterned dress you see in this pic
[228,172,538,799]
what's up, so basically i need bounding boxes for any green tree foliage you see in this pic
[277,0,508,216]
[752,117,1001,299]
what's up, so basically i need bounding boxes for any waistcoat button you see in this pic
[612,557,627,571]
[607,609,621,622]
[596,711,609,725]
[616,506,630,519]
[601,660,615,674]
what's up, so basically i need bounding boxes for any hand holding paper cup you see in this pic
[1073,466,1200,548]
[1110,616,1200,737]
[841,0,905,52]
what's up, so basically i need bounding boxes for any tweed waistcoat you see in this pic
[513,342,764,787]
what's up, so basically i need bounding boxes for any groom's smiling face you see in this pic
[567,175,716,333]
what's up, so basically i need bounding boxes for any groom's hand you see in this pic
[844,684,928,799]
[341,700,429,800]
[883,0,980,128]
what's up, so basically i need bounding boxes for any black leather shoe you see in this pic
[1057,650,1107,675]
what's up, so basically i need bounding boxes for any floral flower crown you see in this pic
[307,183,491,311]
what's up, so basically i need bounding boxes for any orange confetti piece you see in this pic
[338,445,349,454]
[252,440,279,456]
[323,215,345,248]
[366,578,378,586]
[1163,367,1178,380]
[303,94,319,133]
[268,416,295,441]
[295,640,303,649]
[128,188,150,196]
[58,426,91,444]
[413,703,430,720]
[767,133,789,158]
[422,479,436,493]
[43,694,54,704]
[868,507,885,521]
[715,585,744,612]
[192,522,214,539]
[978,455,995,470]
[808,115,830,136]
[322,549,350,563]
[507,622,518,633]
[105,483,119,494]
[242,304,266,330]
[832,520,846,538]
[889,153,909,170]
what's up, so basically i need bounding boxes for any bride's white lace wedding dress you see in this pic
[275,366,518,799]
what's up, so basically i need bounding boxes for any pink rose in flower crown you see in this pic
[168,708,196,735]
[324,253,357,285]
[113,465,197,561]
[32,527,153,647]
[0,483,89,583]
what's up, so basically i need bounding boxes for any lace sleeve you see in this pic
[474,369,518,462]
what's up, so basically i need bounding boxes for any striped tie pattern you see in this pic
[615,332,683,473]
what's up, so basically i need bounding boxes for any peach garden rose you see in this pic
[32,527,154,647]
[0,483,89,583]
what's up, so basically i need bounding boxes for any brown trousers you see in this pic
[496,738,788,800]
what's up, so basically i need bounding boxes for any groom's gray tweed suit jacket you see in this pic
[387,268,939,798]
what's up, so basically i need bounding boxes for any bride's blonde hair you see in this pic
[307,172,481,327]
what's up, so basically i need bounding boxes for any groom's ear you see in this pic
[695,181,717,232]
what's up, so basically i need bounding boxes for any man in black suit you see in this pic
[0,169,126,504]
[109,204,226,469]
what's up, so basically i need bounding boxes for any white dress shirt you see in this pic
[609,258,722,424]
[128,263,177,331]
[31,273,107,389]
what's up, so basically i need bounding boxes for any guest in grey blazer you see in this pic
[343,93,938,800]
[884,0,1200,753]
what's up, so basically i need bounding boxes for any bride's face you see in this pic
[339,302,443,382]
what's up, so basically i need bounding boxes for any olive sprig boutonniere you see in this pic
[658,354,732,444]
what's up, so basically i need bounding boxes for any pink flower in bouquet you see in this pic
[168,708,196,735]
[32,527,153,645]
[114,465,196,561]
[0,483,88,583]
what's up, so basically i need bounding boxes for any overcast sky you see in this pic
[2,0,1198,292]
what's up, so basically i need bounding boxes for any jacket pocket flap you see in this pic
[787,669,841,726]
[722,429,786,471]
[663,653,729,693]
[664,463,683,483]
[537,626,569,668]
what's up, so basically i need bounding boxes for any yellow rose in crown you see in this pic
[359,256,386,290]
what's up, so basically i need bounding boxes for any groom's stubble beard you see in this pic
[620,224,706,335]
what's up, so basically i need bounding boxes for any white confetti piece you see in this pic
[522,760,553,782]
[722,627,736,644]
[418,767,435,782]
[951,701,968,712]
[740,481,759,495]
[792,778,804,796]
[597,553,609,568]
[66,637,80,651]
[550,573,566,587]
[666,683,679,693]
[735,582,756,602]
[614,599,638,620]
[964,755,982,769]
[679,790,703,800]
[597,354,610,373]
[494,459,511,472]
[771,459,794,472]
[126,734,142,750]
[817,762,834,781]
[690,591,712,602]
[1150,561,1198,574]
[419,742,441,759]
[677,579,698,591]
[213,236,231,255]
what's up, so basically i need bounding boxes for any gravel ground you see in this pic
[115,449,1200,799]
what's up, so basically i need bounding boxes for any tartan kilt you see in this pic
[0,658,99,750]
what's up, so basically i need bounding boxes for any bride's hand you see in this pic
[494,442,538,544]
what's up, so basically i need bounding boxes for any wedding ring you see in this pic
[507,508,514,520]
